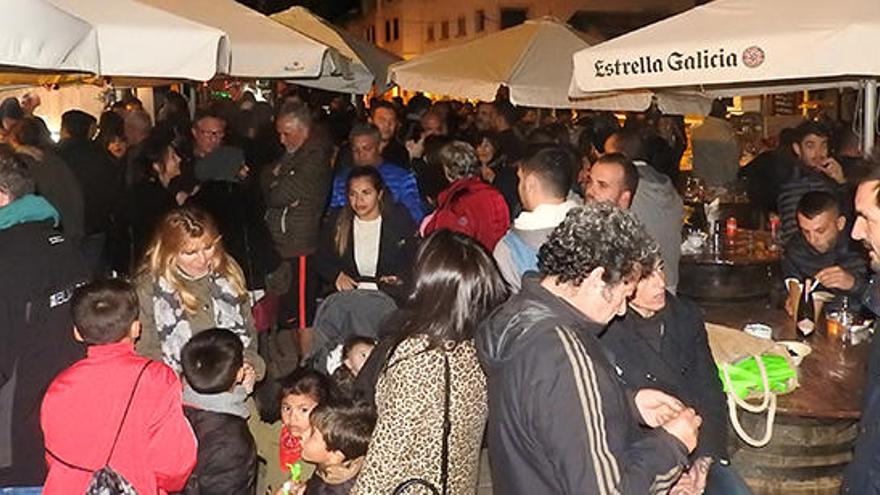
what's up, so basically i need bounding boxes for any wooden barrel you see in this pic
[729,413,858,495]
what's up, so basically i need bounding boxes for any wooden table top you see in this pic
[700,300,871,419]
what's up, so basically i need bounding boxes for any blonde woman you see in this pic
[134,206,265,379]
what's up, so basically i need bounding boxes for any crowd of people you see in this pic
[2,83,880,495]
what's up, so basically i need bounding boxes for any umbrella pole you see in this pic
[864,78,877,155]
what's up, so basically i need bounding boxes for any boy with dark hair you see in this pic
[40,279,197,494]
[180,328,257,494]
[282,400,376,495]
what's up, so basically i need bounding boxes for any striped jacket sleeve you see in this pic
[528,326,687,495]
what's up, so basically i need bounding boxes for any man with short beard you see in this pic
[782,191,867,315]
[777,121,851,244]
[844,160,880,495]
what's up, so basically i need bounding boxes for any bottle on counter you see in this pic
[796,278,816,339]
[712,220,723,257]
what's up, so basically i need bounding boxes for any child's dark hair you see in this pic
[279,367,334,405]
[331,366,356,399]
[342,335,377,359]
[310,400,377,460]
[71,279,139,345]
[181,328,243,394]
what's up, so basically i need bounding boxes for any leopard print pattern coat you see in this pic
[352,335,487,495]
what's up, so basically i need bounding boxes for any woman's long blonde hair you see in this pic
[138,207,247,314]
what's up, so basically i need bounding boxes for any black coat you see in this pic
[601,294,728,462]
[180,407,256,495]
[476,276,687,495]
[0,221,88,486]
[57,138,122,235]
[843,275,880,494]
[315,203,417,300]
[189,180,280,290]
[125,178,178,267]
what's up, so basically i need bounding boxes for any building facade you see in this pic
[346,0,699,59]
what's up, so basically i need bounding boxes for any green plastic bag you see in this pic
[718,354,796,400]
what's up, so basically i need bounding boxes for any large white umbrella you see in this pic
[139,0,344,80]
[271,6,401,93]
[0,0,229,81]
[388,17,707,113]
[571,0,880,149]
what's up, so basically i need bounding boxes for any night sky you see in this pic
[234,0,360,22]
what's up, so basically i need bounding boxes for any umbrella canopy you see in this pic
[0,0,229,81]
[139,0,342,79]
[388,17,708,113]
[571,0,880,95]
[271,6,401,93]
[389,17,604,108]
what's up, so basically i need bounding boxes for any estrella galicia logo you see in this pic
[741,46,765,68]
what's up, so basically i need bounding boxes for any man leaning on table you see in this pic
[843,152,880,494]
[782,190,868,316]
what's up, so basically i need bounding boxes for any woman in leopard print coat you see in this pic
[352,230,507,495]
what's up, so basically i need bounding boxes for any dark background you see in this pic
[235,0,360,22]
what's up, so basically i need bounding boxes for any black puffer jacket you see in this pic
[601,293,728,462]
[475,276,687,495]
[180,407,256,495]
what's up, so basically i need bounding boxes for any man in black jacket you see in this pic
[58,109,122,274]
[0,153,89,488]
[844,162,880,494]
[602,262,752,494]
[782,191,867,312]
[477,203,701,495]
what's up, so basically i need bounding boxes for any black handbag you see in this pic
[46,361,152,494]
[391,352,452,495]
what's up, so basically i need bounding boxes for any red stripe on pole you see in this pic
[298,255,307,329]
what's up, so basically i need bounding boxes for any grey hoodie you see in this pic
[631,161,683,292]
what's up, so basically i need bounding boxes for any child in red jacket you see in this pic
[40,279,197,495]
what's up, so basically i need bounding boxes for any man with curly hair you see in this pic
[476,203,701,495]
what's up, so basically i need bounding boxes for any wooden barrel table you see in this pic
[701,301,870,495]
[679,230,781,302]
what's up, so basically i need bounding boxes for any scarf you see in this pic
[182,383,250,419]
[151,273,250,372]
[0,194,59,230]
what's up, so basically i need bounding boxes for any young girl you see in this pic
[278,369,334,479]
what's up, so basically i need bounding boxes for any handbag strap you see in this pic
[46,361,152,472]
[722,355,776,447]
[390,347,452,495]
[439,351,451,495]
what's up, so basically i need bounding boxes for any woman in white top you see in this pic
[316,166,418,302]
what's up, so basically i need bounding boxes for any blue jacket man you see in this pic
[330,123,426,224]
